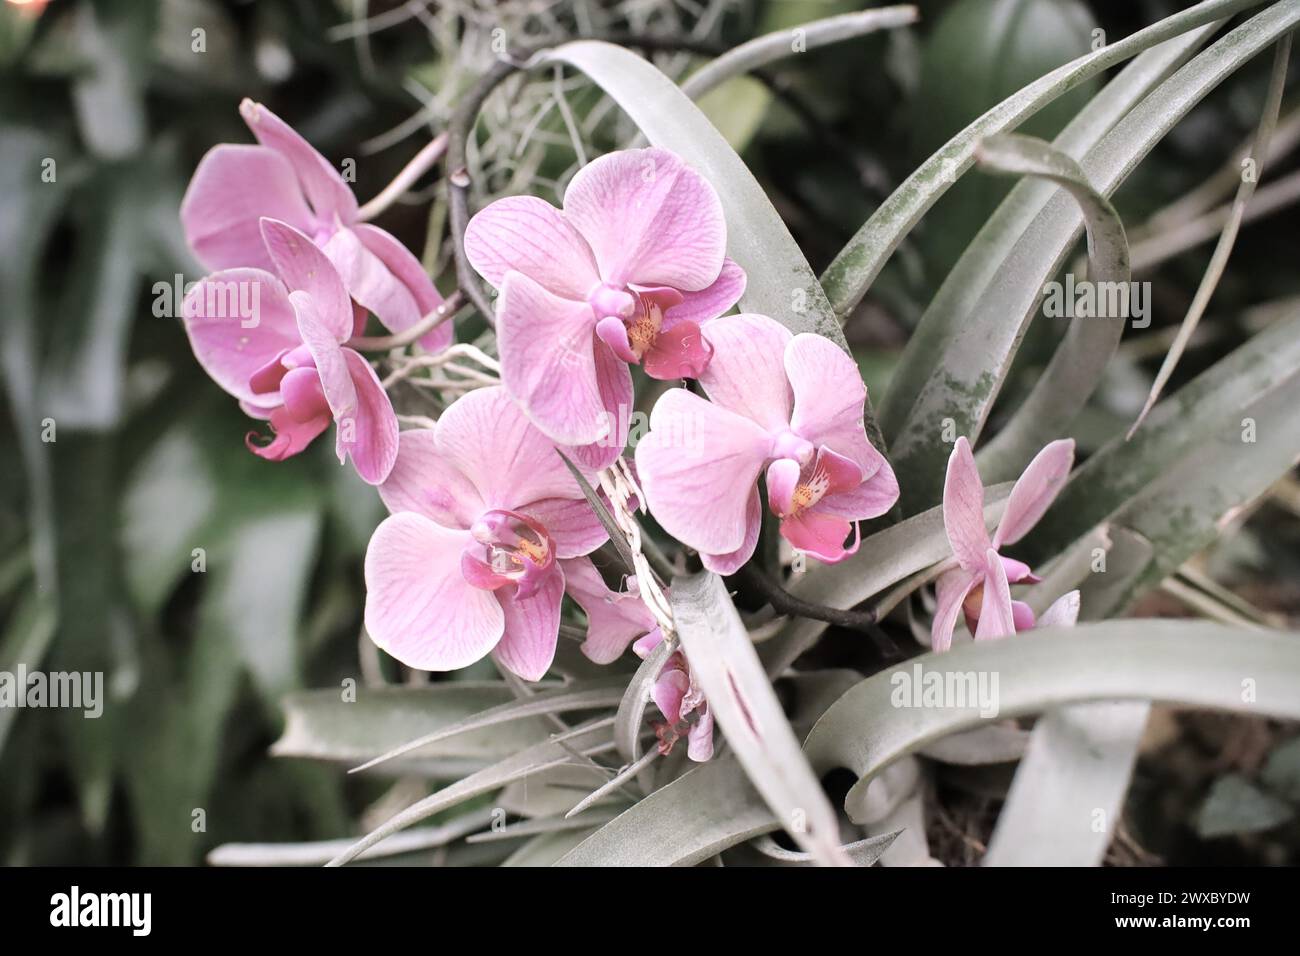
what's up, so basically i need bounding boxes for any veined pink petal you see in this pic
[652,669,691,726]
[435,386,590,511]
[561,558,656,665]
[183,268,301,405]
[1000,555,1039,584]
[293,292,357,437]
[492,568,566,681]
[993,438,1075,548]
[322,226,422,345]
[464,195,601,300]
[661,258,746,327]
[785,333,882,477]
[496,270,608,447]
[378,428,484,528]
[563,148,726,291]
[973,548,1017,641]
[520,498,607,559]
[240,99,358,223]
[1011,600,1036,632]
[635,388,770,556]
[641,320,712,381]
[247,405,331,462]
[700,486,762,575]
[943,437,992,573]
[340,348,399,485]
[180,144,313,271]
[1038,590,1081,628]
[568,338,635,473]
[779,510,859,564]
[814,457,899,522]
[932,567,978,653]
[698,314,794,431]
[364,513,504,671]
[259,218,353,342]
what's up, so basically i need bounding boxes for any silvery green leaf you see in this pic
[804,623,1300,827]
[1196,774,1294,838]
[672,571,850,865]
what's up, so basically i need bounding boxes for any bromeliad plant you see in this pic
[185,1,1300,868]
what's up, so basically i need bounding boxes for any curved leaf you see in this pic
[671,571,849,866]
[804,622,1300,825]
[820,0,1270,317]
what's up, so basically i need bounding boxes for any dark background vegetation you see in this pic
[1,0,1297,865]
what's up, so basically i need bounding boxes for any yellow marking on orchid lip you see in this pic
[788,468,831,516]
[515,537,548,563]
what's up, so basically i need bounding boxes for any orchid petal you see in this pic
[785,332,883,478]
[635,388,770,555]
[463,195,600,299]
[1038,590,1081,628]
[322,226,423,345]
[240,99,358,223]
[520,498,607,559]
[700,486,762,575]
[378,428,484,528]
[496,270,608,447]
[259,218,353,342]
[662,258,746,327]
[563,148,726,291]
[340,347,399,485]
[943,437,992,572]
[364,513,504,671]
[180,144,313,271]
[698,314,793,431]
[492,567,566,681]
[779,510,859,564]
[435,386,590,510]
[182,268,299,405]
[973,548,1017,641]
[993,438,1076,548]
[641,319,712,381]
[561,558,655,665]
[932,568,978,653]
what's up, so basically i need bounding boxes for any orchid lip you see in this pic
[461,509,556,598]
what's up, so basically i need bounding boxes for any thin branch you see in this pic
[357,131,449,221]
[736,564,900,659]
[347,290,464,351]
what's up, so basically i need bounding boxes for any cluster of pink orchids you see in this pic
[179,103,1079,761]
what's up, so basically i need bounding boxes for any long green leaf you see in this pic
[820,0,1269,317]
[877,22,1221,443]
[969,133,1130,483]
[804,623,1300,825]
[326,718,615,866]
[672,571,849,865]
[885,1,1300,509]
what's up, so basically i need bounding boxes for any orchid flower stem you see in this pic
[348,289,464,351]
[356,131,449,222]
[736,563,901,660]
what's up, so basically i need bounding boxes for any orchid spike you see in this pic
[183,217,399,484]
[634,314,898,573]
[463,147,746,467]
[363,387,610,681]
[181,99,451,354]
[932,436,1075,651]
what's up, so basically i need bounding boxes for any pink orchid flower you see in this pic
[463,147,746,462]
[363,387,610,681]
[635,314,898,573]
[932,436,1075,651]
[183,217,399,484]
[181,99,451,354]
[563,560,712,760]
[634,630,714,762]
